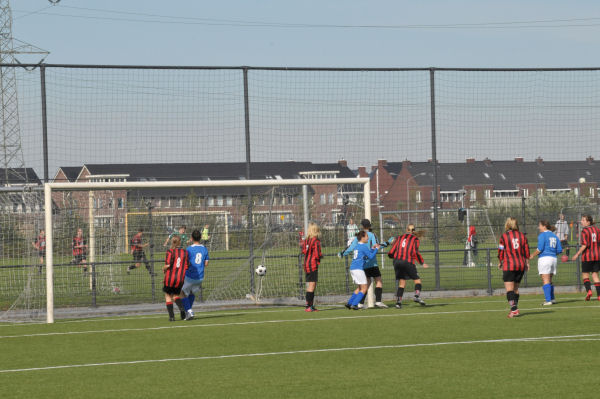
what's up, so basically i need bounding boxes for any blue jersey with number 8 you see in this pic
[186,244,209,280]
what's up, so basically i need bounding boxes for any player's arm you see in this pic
[572,230,588,260]
[163,251,172,272]
[530,235,543,259]
[523,237,530,270]
[497,236,505,268]
[316,240,323,260]
[163,234,170,247]
[415,239,427,267]
[339,238,358,257]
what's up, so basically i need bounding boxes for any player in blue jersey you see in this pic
[344,231,380,310]
[181,229,209,320]
[338,219,387,308]
[530,220,562,306]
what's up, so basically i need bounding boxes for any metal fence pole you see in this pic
[148,202,156,302]
[298,253,304,299]
[486,249,493,295]
[243,67,255,294]
[91,262,97,307]
[429,68,441,290]
[40,64,49,183]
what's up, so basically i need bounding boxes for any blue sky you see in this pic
[13,0,600,67]
[9,1,600,176]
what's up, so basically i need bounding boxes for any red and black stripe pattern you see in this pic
[581,225,600,262]
[302,237,322,273]
[72,236,85,256]
[498,230,530,271]
[130,233,143,252]
[164,248,189,288]
[389,233,424,264]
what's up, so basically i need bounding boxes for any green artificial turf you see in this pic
[1,294,598,398]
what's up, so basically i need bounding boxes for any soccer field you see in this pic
[1,294,598,398]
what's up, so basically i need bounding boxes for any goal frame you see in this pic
[44,177,371,323]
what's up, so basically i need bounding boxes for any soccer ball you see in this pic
[561,255,569,263]
[112,286,121,294]
[255,265,267,276]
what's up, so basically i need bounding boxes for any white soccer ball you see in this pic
[579,177,586,184]
[255,265,267,276]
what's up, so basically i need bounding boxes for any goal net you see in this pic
[22,177,369,323]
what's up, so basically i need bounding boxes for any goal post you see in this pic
[43,177,370,323]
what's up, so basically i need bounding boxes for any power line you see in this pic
[12,5,600,30]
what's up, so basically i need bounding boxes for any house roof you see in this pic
[383,159,600,191]
[55,167,81,182]
[0,168,41,186]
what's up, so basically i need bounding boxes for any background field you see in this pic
[1,293,598,398]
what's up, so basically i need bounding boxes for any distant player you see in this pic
[300,222,323,312]
[201,224,211,245]
[346,218,359,246]
[529,220,562,306]
[162,236,188,321]
[181,229,209,320]
[339,219,387,308]
[555,213,570,257]
[163,225,189,248]
[345,231,380,310]
[498,217,530,318]
[72,228,88,272]
[32,229,45,274]
[385,224,429,309]
[571,214,600,301]
[128,228,151,274]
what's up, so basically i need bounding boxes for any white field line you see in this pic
[0,296,587,328]
[0,304,598,340]
[1,333,599,374]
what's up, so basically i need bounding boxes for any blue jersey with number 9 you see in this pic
[186,244,209,280]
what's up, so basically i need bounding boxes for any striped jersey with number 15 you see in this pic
[498,230,530,271]
[164,248,188,288]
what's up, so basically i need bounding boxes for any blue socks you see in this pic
[543,284,552,302]
[182,294,196,312]
[347,293,357,305]
[351,292,365,306]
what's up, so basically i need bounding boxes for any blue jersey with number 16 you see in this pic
[186,244,209,280]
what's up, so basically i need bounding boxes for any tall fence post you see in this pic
[486,249,493,296]
[40,64,49,183]
[147,202,156,302]
[243,67,255,294]
[429,68,441,290]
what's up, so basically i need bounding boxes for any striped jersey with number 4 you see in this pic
[498,230,530,271]
[581,225,600,261]
[164,248,189,288]
[186,244,209,280]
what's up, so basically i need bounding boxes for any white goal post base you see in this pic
[44,177,371,323]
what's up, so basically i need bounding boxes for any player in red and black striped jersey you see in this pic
[385,224,429,309]
[572,214,600,301]
[300,223,323,312]
[162,236,189,321]
[128,228,151,274]
[72,228,88,272]
[32,229,45,274]
[498,217,530,318]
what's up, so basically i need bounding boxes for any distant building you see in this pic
[51,161,361,230]
[0,168,43,214]
[365,157,599,213]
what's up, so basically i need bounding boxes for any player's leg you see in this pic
[173,292,185,320]
[351,283,368,308]
[305,279,317,311]
[164,292,175,321]
[541,273,552,305]
[592,263,600,300]
[582,262,593,300]
[372,271,387,308]
[142,252,151,272]
[504,274,518,317]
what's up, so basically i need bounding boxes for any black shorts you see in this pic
[132,250,146,262]
[305,270,318,283]
[502,270,525,283]
[162,285,182,295]
[582,261,600,274]
[393,260,420,281]
[74,254,86,264]
[38,250,45,258]
[364,267,382,278]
